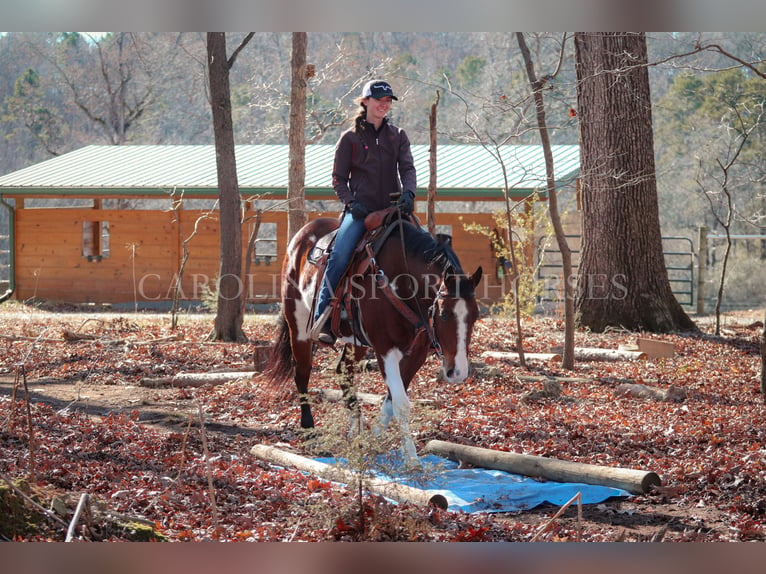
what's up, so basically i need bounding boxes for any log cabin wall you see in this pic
[11,204,516,305]
[1,144,580,306]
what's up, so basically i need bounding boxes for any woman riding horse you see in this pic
[270,214,482,462]
[310,79,417,345]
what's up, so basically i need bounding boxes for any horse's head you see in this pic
[431,266,482,384]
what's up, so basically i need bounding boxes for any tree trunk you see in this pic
[573,32,697,333]
[427,91,439,237]
[517,32,575,369]
[207,32,245,342]
[287,32,308,240]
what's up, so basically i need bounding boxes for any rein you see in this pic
[364,213,445,359]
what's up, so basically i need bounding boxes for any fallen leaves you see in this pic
[1,309,765,541]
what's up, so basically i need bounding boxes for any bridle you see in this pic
[365,251,446,360]
[361,217,451,360]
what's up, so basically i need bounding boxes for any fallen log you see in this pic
[424,439,661,495]
[482,351,562,363]
[140,371,256,388]
[615,383,686,402]
[62,329,99,341]
[250,444,448,510]
[61,330,183,345]
[551,347,647,362]
[315,388,384,405]
[314,388,439,408]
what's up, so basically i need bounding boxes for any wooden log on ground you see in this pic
[140,371,256,388]
[315,388,384,405]
[615,383,686,402]
[250,444,448,509]
[424,439,660,495]
[551,347,647,361]
[314,388,439,408]
[482,350,562,363]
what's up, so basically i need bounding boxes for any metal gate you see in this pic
[536,235,695,308]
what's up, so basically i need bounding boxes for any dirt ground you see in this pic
[0,371,715,541]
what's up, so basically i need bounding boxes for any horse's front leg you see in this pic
[334,344,367,436]
[376,348,418,462]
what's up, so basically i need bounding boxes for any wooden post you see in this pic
[424,440,661,495]
[250,444,448,509]
[697,226,707,315]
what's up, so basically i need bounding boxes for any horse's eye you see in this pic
[440,310,451,321]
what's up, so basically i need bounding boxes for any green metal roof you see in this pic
[0,144,580,199]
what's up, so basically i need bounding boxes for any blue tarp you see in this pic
[316,453,630,513]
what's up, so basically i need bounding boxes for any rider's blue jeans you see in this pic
[314,211,367,324]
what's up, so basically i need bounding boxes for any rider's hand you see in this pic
[349,201,371,220]
[397,191,415,215]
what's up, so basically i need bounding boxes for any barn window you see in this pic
[251,222,277,266]
[82,221,110,262]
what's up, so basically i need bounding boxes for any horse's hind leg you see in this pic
[292,339,315,429]
[334,344,366,435]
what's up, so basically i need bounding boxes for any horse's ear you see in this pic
[471,266,483,287]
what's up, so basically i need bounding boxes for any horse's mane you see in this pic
[397,221,464,275]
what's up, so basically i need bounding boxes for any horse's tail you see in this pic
[265,313,295,391]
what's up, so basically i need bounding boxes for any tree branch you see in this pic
[228,32,255,69]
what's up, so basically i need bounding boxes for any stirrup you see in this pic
[316,328,336,346]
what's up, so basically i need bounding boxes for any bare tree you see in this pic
[695,105,763,335]
[440,75,533,367]
[573,32,697,333]
[517,32,576,369]
[47,33,155,145]
[168,190,220,330]
[247,40,392,145]
[207,32,254,342]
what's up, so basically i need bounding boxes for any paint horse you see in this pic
[268,208,482,461]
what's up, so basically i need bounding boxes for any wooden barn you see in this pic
[0,144,579,307]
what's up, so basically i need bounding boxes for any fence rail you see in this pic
[536,234,695,308]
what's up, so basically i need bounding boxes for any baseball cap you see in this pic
[361,80,398,100]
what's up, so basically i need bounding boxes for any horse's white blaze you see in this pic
[379,347,418,460]
[444,298,470,383]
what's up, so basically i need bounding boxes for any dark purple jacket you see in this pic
[331,118,417,212]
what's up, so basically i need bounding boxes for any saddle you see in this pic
[308,207,421,344]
